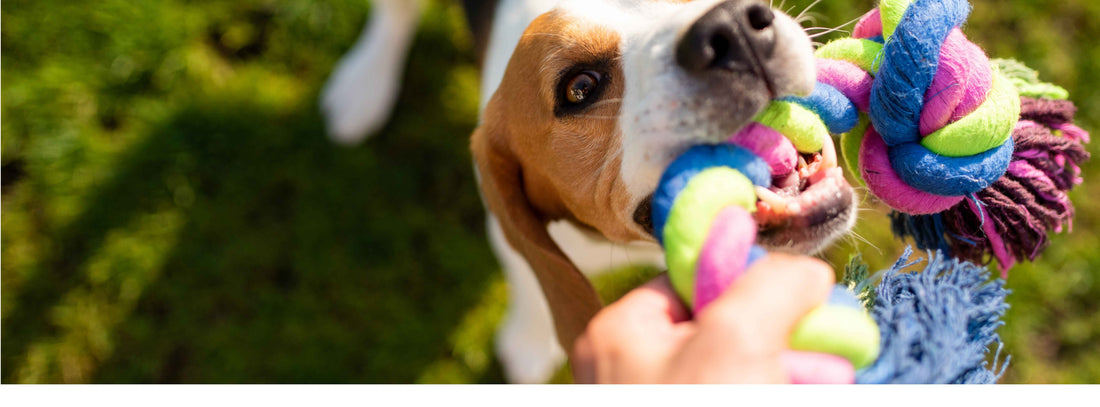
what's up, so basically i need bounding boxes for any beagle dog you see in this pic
[322,0,856,383]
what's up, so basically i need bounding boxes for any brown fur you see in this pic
[471,11,644,354]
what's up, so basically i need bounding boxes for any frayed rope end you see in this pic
[849,248,1011,384]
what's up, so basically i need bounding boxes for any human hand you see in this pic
[572,253,853,384]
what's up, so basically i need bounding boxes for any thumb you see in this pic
[695,253,836,350]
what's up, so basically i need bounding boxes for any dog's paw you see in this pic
[321,52,402,145]
[495,309,566,384]
[320,0,424,145]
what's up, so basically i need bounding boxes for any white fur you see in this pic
[618,0,731,198]
[618,1,816,208]
[321,0,425,144]
[323,0,815,384]
[479,0,562,114]
[490,215,664,384]
[480,0,673,383]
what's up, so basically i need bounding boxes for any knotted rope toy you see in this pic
[650,137,1010,384]
[814,0,1091,272]
[651,143,880,384]
[642,0,1087,383]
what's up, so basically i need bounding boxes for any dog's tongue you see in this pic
[728,123,798,178]
[726,120,846,224]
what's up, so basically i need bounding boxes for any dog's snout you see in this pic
[676,1,776,74]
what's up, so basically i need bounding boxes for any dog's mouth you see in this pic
[633,133,855,254]
[752,136,855,253]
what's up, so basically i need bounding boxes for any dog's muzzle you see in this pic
[676,0,778,96]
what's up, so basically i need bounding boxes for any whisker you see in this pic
[840,234,860,252]
[808,28,850,39]
[849,229,876,248]
[610,242,616,271]
[834,13,866,30]
[803,12,830,26]
[806,13,864,39]
[538,48,566,77]
[571,115,620,120]
[849,230,882,254]
[524,32,579,44]
[838,232,864,254]
[586,98,623,110]
[809,30,849,39]
[796,0,826,22]
[809,29,849,39]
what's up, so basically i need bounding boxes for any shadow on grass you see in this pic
[3,14,509,381]
[4,98,508,383]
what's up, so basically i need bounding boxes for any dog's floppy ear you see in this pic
[471,123,603,354]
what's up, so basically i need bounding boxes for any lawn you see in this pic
[3,0,1099,383]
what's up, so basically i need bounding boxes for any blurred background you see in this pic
[2,0,1099,383]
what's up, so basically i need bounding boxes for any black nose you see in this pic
[676,1,776,73]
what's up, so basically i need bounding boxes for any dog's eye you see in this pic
[564,71,601,105]
[554,68,608,117]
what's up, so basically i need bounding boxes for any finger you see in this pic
[696,253,835,345]
[576,274,696,383]
[582,274,693,366]
[603,273,692,325]
[781,350,855,384]
[572,333,597,383]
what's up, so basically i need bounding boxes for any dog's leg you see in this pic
[321,0,426,144]
[492,215,666,383]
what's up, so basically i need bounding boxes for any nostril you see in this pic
[747,4,774,30]
[677,1,773,73]
[708,32,731,68]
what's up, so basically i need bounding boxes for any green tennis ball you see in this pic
[789,305,882,369]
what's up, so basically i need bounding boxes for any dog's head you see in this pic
[471,0,856,351]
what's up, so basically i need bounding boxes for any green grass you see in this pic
[2,0,1099,383]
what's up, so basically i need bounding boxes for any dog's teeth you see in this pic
[797,154,808,170]
[755,201,775,224]
[807,166,828,185]
[821,135,838,170]
[755,186,790,215]
[757,200,771,214]
[774,172,799,190]
[761,184,805,214]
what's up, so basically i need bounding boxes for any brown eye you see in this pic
[565,71,600,104]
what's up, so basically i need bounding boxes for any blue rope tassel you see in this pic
[853,247,1011,384]
[890,212,951,254]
